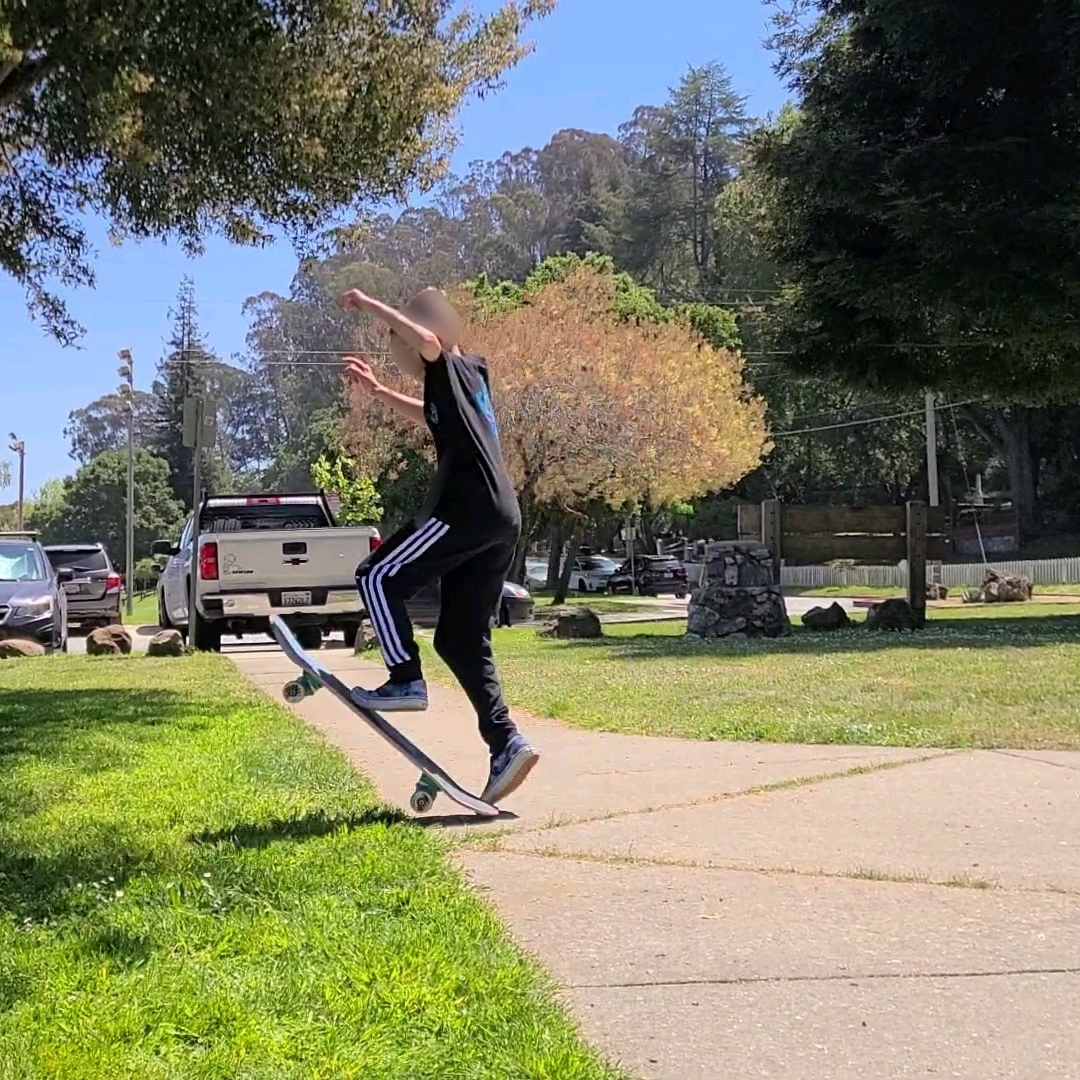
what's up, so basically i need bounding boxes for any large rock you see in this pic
[801,602,851,631]
[537,606,603,640]
[926,582,949,601]
[147,629,185,657]
[687,542,790,640]
[974,570,1033,603]
[0,637,46,658]
[865,597,918,631]
[86,624,133,656]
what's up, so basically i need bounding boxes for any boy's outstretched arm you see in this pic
[344,357,426,426]
[339,289,443,362]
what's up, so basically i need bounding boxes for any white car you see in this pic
[569,555,619,593]
[524,557,549,590]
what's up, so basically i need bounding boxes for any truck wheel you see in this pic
[342,624,359,650]
[296,625,323,651]
[191,609,222,652]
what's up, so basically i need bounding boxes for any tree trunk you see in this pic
[545,518,565,590]
[962,406,1039,535]
[551,521,584,605]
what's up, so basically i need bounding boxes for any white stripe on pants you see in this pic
[359,518,450,668]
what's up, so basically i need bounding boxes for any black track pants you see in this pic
[355,515,518,755]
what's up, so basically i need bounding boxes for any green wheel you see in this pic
[409,774,439,814]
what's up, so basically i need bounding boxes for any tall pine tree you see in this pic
[150,278,232,510]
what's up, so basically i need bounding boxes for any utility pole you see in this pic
[924,390,940,507]
[8,434,25,530]
[117,350,135,617]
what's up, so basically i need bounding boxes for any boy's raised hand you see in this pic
[338,288,373,313]
[343,355,382,395]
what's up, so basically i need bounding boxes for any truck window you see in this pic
[199,502,330,532]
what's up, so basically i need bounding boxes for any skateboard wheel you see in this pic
[282,680,306,705]
[410,788,434,814]
[410,774,439,814]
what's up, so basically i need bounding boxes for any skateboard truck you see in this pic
[409,773,440,814]
[282,670,321,704]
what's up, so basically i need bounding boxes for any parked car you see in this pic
[569,554,619,593]
[0,532,69,651]
[406,579,534,629]
[524,557,549,591]
[608,555,689,598]
[43,542,123,629]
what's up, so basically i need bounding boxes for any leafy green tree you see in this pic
[754,0,1080,393]
[64,390,158,465]
[29,450,185,570]
[2,0,554,343]
[606,63,752,302]
[311,453,382,525]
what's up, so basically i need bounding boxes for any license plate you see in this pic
[65,579,89,594]
[281,590,312,607]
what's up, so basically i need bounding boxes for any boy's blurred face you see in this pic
[388,330,420,372]
[405,291,461,350]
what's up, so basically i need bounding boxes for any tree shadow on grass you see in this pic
[576,614,1080,660]
[191,805,518,848]
[0,687,211,761]
[0,687,216,922]
[190,807,408,849]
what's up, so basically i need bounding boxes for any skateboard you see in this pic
[270,615,499,817]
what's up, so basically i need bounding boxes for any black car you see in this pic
[0,533,69,651]
[43,543,123,629]
[608,555,689,598]
[404,579,535,629]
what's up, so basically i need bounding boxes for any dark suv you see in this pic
[0,533,69,650]
[608,555,689,598]
[43,543,123,629]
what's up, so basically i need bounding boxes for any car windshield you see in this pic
[0,541,47,582]
[45,547,109,573]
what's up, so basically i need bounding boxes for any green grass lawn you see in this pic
[0,655,624,1080]
[420,603,1080,751]
[528,591,654,615]
[122,592,159,626]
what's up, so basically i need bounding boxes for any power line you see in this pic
[772,398,982,438]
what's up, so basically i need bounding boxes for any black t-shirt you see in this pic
[418,350,520,532]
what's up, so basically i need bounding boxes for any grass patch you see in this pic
[122,592,158,627]
[528,591,655,615]
[420,603,1080,750]
[0,654,624,1079]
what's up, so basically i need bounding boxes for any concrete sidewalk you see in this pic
[233,641,1080,1080]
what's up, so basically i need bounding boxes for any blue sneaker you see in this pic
[351,679,428,712]
[481,733,539,805]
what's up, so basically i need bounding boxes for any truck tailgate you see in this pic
[211,530,368,594]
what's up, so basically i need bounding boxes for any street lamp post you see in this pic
[117,350,135,617]
[7,434,25,531]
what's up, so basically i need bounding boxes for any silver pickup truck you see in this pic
[152,492,380,651]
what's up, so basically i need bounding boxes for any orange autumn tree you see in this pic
[343,262,769,579]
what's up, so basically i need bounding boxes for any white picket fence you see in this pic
[683,557,1080,590]
[780,557,1080,589]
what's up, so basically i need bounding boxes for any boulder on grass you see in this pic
[87,624,133,655]
[865,597,918,631]
[926,583,949,601]
[538,606,603,640]
[801,602,852,631]
[976,570,1033,603]
[0,637,46,659]
[147,629,185,657]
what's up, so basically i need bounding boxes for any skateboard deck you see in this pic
[270,616,499,818]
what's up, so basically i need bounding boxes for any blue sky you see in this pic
[1,0,789,496]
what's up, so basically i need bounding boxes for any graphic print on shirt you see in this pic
[426,400,439,427]
[474,377,499,438]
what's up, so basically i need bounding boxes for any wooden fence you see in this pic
[737,501,950,625]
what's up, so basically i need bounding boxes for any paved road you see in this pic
[226,618,1080,1080]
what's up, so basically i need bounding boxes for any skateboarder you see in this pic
[339,285,539,806]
